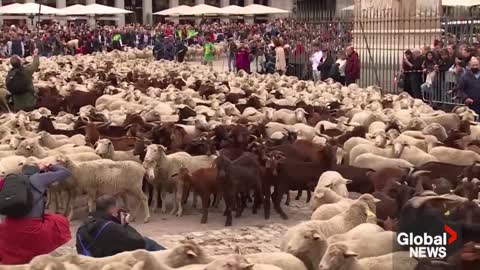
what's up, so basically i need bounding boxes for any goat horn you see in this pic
[412,170,432,178]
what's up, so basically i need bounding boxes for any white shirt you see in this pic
[310,51,323,70]
[336,59,347,76]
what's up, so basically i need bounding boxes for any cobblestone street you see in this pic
[54,192,311,256]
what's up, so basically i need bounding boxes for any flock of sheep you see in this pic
[0,48,478,269]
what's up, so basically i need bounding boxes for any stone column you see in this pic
[26,0,35,28]
[244,0,254,24]
[56,0,67,25]
[143,0,152,25]
[195,0,205,25]
[86,0,96,27]
[221,0,230,23]
[169,0,180,24]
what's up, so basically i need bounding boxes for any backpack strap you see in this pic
[77,221,113,256]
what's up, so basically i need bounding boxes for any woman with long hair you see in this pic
[273,38,286,75]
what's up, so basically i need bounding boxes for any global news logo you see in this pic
[396,225,457,258]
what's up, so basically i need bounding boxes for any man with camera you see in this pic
[76,195,165,258]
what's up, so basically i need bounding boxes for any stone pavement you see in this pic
[53,192,311,256]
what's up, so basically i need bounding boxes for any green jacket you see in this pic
[12,55,39,112]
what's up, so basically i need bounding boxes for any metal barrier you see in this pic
[288,7,480,106]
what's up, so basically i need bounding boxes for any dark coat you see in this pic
[345,51,360,82]
[75,212,145,258]
[10,55,40,112]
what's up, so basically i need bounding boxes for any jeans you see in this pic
[228,55,236,72]
[144,237,166,251]
[313,70,321,82]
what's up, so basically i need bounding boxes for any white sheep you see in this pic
[393,143,438,167]
[310,187,344,211]
[315,171,351,198]
[281,201,371,270]
[428,146,480,166]
[349,143,395,165]
[327,223,385,244]
[352,153,414,171]
[0,155,27,177]
[56,155,150,223]
[320,231,398,266]
[15,139,94,158]
[318,251,416,270]
[311,193,379,221]
[272,108,308,125]
[94,138,140,162]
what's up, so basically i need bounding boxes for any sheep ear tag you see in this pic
[366,210,376,217]
[444,210,450,216]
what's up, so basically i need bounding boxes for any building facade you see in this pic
[0,0,295,27]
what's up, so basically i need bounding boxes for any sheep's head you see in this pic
[282,226,327,258]
[165,240,211,268]
[264,151,286,176]
[29,254,66,270]
[9,135,26,150]
[15,139,39,157]
[144,144,167,162]
[318,243,358,270]
[310,187,334,210]
[94,139,114,158]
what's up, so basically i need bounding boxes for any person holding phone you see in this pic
[76,195,164,258]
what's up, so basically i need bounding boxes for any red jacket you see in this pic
[345,51,360,81]
[0,214,71,265]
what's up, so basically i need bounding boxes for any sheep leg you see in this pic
[192,192,198,208]
[87,190,96,213]
[151,187,158,213]
[121,194,135,222]
[306,189,312,203]
[252,191,261,215]
[285,192,291,206]
[223,191,234,226]
[263,187,271,220]
[174,183,184,217]
[200,194,209,224]
[170,191,179,216]
[131,188,150,223]
[295,190,302,200]
[235,193,243,218]
[273,185,289,220]
[63,189,72,217]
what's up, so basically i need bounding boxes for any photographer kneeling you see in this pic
[76,195,165,258]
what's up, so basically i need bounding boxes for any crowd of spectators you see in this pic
[399,41,480,106]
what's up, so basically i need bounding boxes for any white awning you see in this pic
[154,5,193,16]
[219,5,246,15]
[241,4,290,15]
[442,0,480,7]
[185,4,225,15]
[341,5,354,11]
[0,3,65,15]
[0,3,23,13]
[69,3,133,15]
[60,4,87,15]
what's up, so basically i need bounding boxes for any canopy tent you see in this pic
[154,5,193,16]
[184,4,226,15]
[0,3,23,13]
[0,3,65,15]
[64,3,132,15]
[219,5,245,15]
[60,4,87,15]
[442,0,480,7]
[341,5,354,11]
[241,4,290,15]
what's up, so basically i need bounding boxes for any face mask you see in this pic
[471,68,479,74]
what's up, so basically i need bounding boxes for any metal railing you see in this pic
[288,7,480,106]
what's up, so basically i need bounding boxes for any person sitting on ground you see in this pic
[6,48,40,112]
[76,195,165,258]
[0,163,72,264]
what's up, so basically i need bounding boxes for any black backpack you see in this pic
[6,67,29,95]
[0,174,42,218]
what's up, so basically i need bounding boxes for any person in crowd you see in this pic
[7,33,24,57]
[112,31,123,51]
[274,38,286,75]
[7,48,40,112]
[76,195,165,258]
[175,38,188,63]
[345,45,360,85]
[333,50,347,85]
[163,35,176,61]
[420,51,438,101]
[0,163,72,264]
[310,45,323,82]
[236,42,250,73]
[401,50,414,96]
[408,48,425,98]
[153,34,165,61]
[203,36,215,67]
[436,48,455,92]
[227,37,238,72]
[249,38,266,74]
[461,46,474,68]
[318,47,334,81]
[458,57,480,114]
[290,40,308,79]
